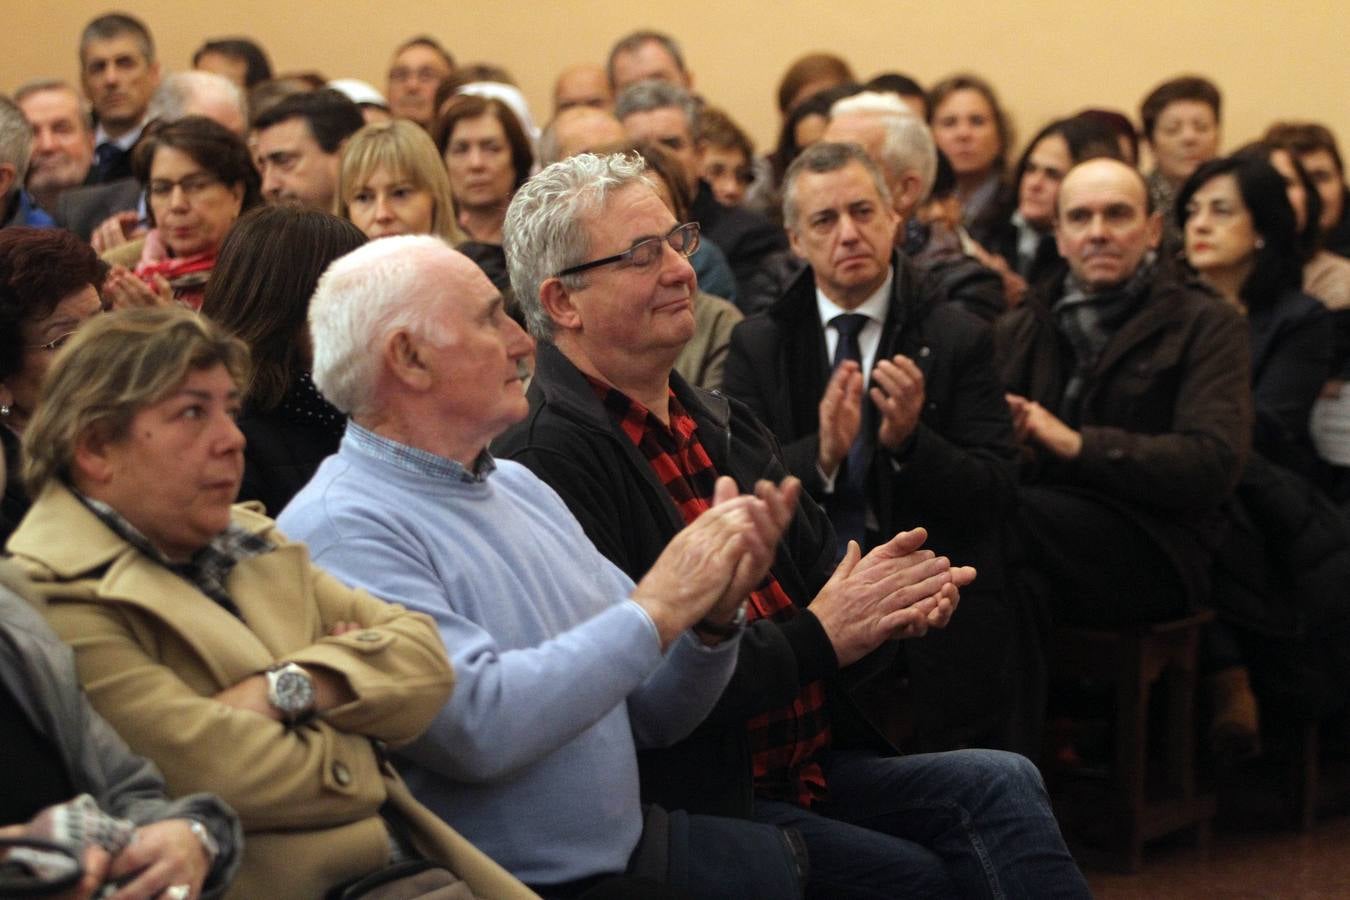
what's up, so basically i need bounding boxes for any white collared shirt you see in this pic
[813,267,895,500]
[815,267,895,385]
[94,115,150,153]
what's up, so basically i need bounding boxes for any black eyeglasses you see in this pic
[557,222,700,277]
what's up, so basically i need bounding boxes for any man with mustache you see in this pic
[994,157,1252,627]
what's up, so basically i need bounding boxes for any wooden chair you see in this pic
[1047,611,1217,872]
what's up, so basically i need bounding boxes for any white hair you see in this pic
[147,71,248,129]
[502,152,653,342]
[308,235,454,417]
[830,91,938,200]
[0,96,33,185]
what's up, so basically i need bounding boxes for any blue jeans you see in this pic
[752,749,1089,899]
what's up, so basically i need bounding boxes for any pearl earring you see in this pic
[1255,237,1266,249]
[0,405,9,416]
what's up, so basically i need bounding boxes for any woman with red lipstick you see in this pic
[1179,155,1329,474]
[105,117,261,311]
[1178,155,1347,764]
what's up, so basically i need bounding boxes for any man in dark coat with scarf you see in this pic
[994,157,1252,627]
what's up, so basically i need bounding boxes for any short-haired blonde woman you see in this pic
[8,307,533,900]
[336,119,465,243]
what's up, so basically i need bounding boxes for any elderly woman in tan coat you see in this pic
[6,307,535,900]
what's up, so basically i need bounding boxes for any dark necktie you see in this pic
[92,142,124,181]
[828,313,869,556]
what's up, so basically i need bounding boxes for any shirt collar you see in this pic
[347,421,495,483]
[94,115,149,152]
[815,265,894,329]
[72,489,272,614]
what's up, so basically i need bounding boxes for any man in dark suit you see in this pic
[723,141,1021,751]
[79,13,160,185]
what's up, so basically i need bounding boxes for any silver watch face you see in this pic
[270,665,314,716]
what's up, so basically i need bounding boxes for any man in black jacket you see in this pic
[994,158,1251,626]
[724,141,1021,752]
[495,150,1089,899]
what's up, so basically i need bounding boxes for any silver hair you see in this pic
[830,91,938,201]
[308,235,454,417]
[782,141,893,229]
[80,13,156,65]
[0,96,34,186]
[14,80,94,133]
[614,80,699,135]
[503,152,653,342]
[147,71,248,126]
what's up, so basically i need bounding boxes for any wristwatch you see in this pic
[265,662,315,724]
[693,601,749,640]
[186,819,219,867]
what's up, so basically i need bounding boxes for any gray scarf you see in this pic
[1052,260,1155,423]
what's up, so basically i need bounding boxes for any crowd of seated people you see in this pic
[2,10,1349,899]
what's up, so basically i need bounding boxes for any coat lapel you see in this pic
[10,481,313,688]
[225,543,320,658]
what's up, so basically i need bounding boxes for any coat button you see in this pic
[1107,448,1126,461]
[332,762,352,786]
[355,632,381,642]
[917,346,932,358]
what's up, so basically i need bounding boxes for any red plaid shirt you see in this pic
[589,376,832,807]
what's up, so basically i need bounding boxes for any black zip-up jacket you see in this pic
[494,342,892,818]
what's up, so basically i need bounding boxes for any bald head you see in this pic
[1055,158,1161,292]
[554,63,612,113]
[541,106,628,165]
[1058,157,1151,217]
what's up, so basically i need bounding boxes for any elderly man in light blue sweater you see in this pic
[278,235,817,898]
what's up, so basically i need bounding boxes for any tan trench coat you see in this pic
[8,483,536,900]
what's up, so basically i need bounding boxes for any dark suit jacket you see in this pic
[723,253,1022,749]
[723,253,1018,579]
[54,178,142,241]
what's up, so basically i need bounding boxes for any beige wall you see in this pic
[7,0,1350,166]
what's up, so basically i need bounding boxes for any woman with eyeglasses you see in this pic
[0,227,106,542]
[102,116,262,311]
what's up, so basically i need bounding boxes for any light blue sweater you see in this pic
[277,425,738,885]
